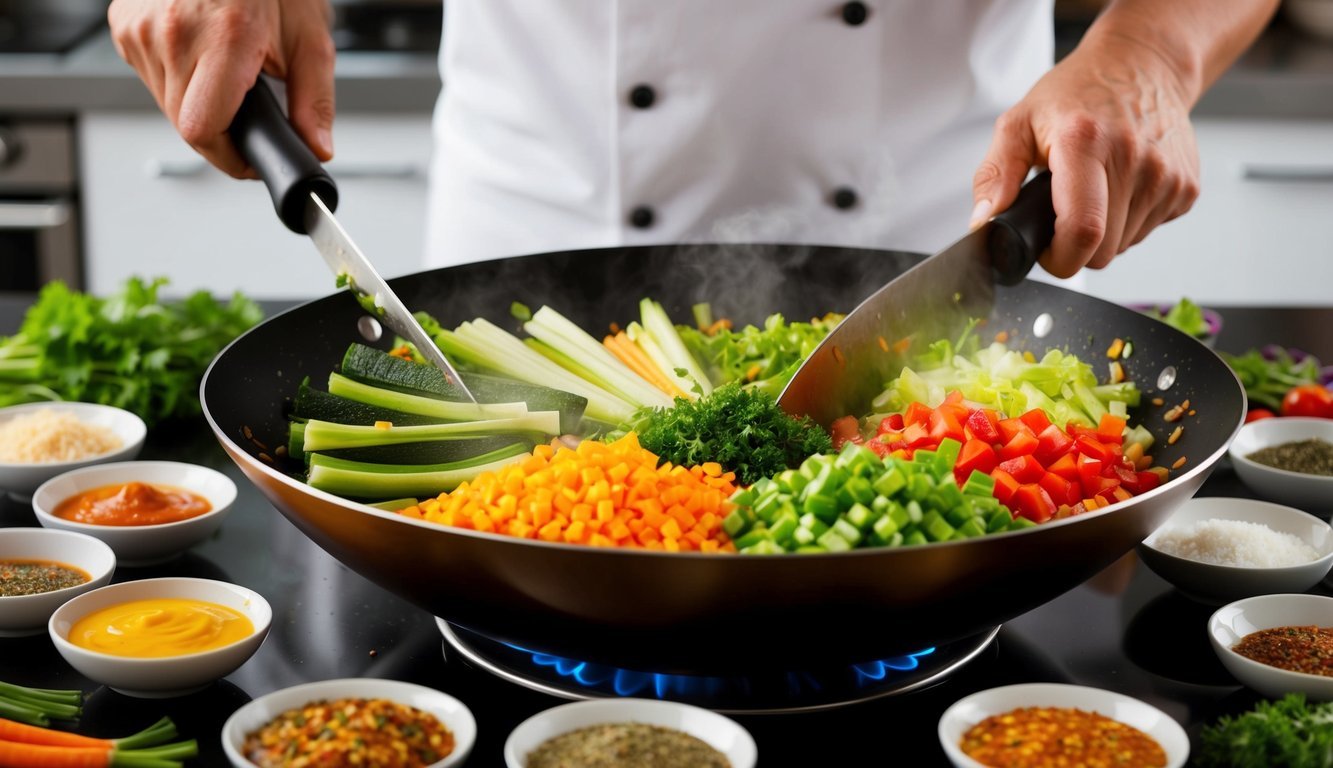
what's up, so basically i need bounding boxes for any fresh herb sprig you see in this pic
[1196,693,1333,768]
[625,383,832,486]
[677,306,842,398]
[0,277,262,426]
[1222,347,1322,412]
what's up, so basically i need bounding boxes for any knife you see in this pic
[228,78,477,403]
[777,172,1056,426]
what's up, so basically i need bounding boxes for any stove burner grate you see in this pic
[437,619,997,714]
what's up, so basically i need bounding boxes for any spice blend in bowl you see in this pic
[958,706,1167,768]
[1138,497,1333,604]
[1209,593,1333,700]
[526,722,730,768]
[1229,417,1333,516]
[0,528,115,637]
[938,683,1189,768]
[242,696,455,768]
[1231,625,1333,678]
[221,678,476,768]
[504,699,756,768]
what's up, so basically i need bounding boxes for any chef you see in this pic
[108,0,1277,279]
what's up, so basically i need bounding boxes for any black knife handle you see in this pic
[989,170,1055,286]
[228,78,338,234]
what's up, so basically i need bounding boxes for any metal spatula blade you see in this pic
[777,173,1055,426]
[228,78,476,402]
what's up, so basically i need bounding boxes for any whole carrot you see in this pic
[0,738,197,767]
[0,716,176,750]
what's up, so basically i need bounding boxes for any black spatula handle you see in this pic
[989,170,1055,286]
[228,78,338,234]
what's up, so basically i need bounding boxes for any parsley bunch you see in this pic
[1197,694,1333,768]
[629,383,832,486]
[0,277,262,426]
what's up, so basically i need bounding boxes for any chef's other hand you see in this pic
[970,0,1278,278]
[109,0,335,179]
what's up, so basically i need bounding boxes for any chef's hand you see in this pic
[969,35,1201,278]
[108,0,335,179]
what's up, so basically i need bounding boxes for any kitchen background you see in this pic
[0,0,1330,302]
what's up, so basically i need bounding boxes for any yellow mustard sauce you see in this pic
[69,597,253,657]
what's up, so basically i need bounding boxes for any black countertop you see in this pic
[1,298,1332,767]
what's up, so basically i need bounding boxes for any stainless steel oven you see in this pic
[0,118,83,291]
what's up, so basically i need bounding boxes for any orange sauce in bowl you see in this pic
[54,482,212,526]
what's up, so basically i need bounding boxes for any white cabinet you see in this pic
[79,111,432,299]
[1079,118,1333,306]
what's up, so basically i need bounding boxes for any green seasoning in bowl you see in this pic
[0,559,91,597]
[1246,438,1333,477]
[527,722,730,768]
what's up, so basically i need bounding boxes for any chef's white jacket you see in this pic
[423,0,1055,267]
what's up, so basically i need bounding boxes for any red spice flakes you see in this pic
[960,706,1167,768]
[1233,625,1333,677]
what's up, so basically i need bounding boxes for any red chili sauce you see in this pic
[53,482,212,526]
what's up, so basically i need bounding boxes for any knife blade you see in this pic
[229,78,477,403]
[777,172,1056,427]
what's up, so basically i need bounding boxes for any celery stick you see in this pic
[626,322,698,399]
[640,299,713,396]
[301,413,560,451]
[446,320,636,423]
[308,445,529,498]
[328,373,527,420]
[525,306,672,409]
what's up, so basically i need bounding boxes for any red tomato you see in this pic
[1243,408,1275,424]
[1280,385,1333,419]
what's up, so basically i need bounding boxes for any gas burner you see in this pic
[436,619,998,714]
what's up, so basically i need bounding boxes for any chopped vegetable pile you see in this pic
[285,290,1175,555]
[0,277,262,426]
[1140,297,1215,338]
[1223,346,1328,413]
[398,433,739,552]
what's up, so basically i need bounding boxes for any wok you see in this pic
[202,243,1245,673]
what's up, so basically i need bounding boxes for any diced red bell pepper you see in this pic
[942,390,965,406]
[1066,423,1101,440]
[956,438,999,479]
[1034,424,1076,466]
[991,468,1020,505]
[901,422,934,449]
[1075,435,1119,464]
[1019,408,1053,435]
[999,430,1040,461]
[1046,453,1080,483]
[904,402,933,427]
[1012,483,1056,523]
[1084,474,1121,498]
[1097,413,1127,443]
[877,413,905,433]
[998,455,1045,484]
[965,408,1002,444]
[928,408,966,444]
[997,417,1034,444]
[1135,470,1163,492]
[1077,456,1104,492]
[1039,471,1080,507]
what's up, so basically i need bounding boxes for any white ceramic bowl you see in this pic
[0,528,116,637]
[1229,417,1333,517]
[0,402,146,499]
[221,678,476,768]
[33,461,237,566]
[1209,593,1333,700]
[505,698,757,768]
[938,683,1189,768]
[1138,497,1333,604]
[48,577,271,698]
